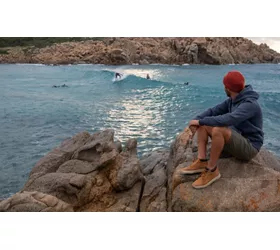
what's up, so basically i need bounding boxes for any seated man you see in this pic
[180,71,264,189]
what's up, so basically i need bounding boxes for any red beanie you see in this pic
[223,71,245,92]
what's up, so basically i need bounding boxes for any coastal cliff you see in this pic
[1,128,280,212]
[0,37,280,65]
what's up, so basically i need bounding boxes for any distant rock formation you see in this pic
[1,128,280,212]
[1,37,280,65]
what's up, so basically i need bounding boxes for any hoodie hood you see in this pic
[233,85,259,104]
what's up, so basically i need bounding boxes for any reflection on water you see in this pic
[106,87,172,153]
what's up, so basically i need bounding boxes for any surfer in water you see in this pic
[146,74,151,80]
[115,72,122,80]
[184,82,189,85]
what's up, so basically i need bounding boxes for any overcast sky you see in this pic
[247,37,280,53]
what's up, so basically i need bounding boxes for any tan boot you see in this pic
[192,167,221,189]
[180,159,208,174]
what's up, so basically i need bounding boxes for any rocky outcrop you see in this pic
[1,37,280,65]
[1,128,280,212]
[172,151,280,212]
[0,191,73,212]
[20,129,146,212]
[170,130,280,211]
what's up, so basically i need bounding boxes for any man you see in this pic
[115,72,122,79]
[180,71,264,189]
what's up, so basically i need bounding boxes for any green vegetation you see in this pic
[0,37,104,48]
[0,49,9,54]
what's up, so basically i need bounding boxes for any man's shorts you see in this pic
[222,129,258,161]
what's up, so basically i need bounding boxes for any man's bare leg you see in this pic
[180,126,212,174]
[182,126,232,188]
[207,127,231,169]
[197,126,212,159]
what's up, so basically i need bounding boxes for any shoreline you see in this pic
[1,37,280,65]
[0,62,279,66]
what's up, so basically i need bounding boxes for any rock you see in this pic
[24,131,90,187]
[220,48,234,64]
[187,43,199,63]
[139,59,149,65]
[193,37,207,45]
[172,39,181,52]
[72,129,118,168]
[140,167,167,211]
[139,150,170,211]
[272,57,280,63]
[80,180,143,212]
[1,128,280,212]
[57,160,99,174]
[107,139,143,191]
[140,149,169,175]
[23,172,96,207]
[0,191,73,212]
[1,129,148,212]
[168,129,280,212]
[1,37,280,65]
[109,48,129,64]
[171,150,280,211]
[22,129,128,208]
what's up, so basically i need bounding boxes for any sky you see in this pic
[247,37,280,53]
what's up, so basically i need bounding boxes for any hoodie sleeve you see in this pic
[199,101,257,127]
[194,99,229,120]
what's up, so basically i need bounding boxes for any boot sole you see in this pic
[192,173,221,189]
[180,168,205,174]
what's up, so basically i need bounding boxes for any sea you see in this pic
[1,63,280,199]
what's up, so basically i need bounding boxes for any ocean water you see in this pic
[1,63,280,199]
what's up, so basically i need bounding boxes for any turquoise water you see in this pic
[1,63,280,198]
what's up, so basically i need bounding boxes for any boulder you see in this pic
[0,191,73,212]
[139,150,170,211]
[193,37,207,45]
[169,129,280,212]
[107,139,143,191]
[139,59,150,65]
[187,43,199,63]
[24,131,90,187]
[1,128,280,212]
[23,172,96,207]
[0,129,145,212]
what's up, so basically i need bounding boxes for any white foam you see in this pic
[15,63,44,66]
[112,73,128,82]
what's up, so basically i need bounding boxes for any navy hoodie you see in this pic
[195,85,264,151]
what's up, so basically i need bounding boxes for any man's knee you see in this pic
[199,125,212,133]
[212,127,223,135]
[211,127,231,141]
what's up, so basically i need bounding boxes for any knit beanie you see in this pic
[223,71,245,92]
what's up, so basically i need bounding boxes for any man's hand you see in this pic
[189,120,200,126]
[188,120,200,138]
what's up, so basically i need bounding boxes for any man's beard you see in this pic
[225,89,230,97]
